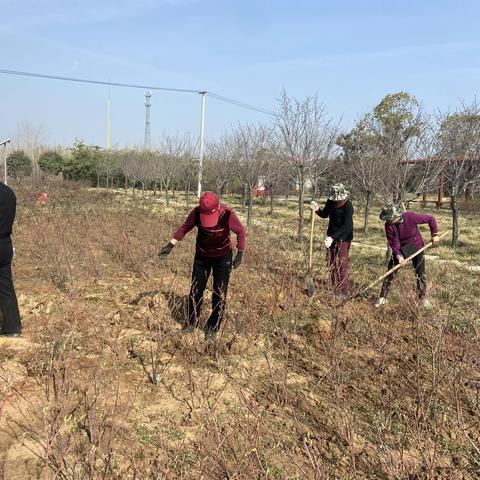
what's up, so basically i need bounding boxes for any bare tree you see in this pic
[136,150,155,196]
[98,150,120,189]
[177,135,197,208]
[437,101,480,247]
[337,115,387,234]
[275,90,338,242]
[232,123,273,227]
[158,134,185,207]
[264,148,288,215]
[118,149,141,195]
[13,121,48,178]
[204,134,235,200]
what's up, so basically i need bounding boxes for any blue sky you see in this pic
[1,0,480,147]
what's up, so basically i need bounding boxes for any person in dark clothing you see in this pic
[375,203,439,308]
[0,182,21,337]
[310,183,354,298]
[159,191,246,338]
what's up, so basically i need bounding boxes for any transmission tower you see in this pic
[144,91,152,149]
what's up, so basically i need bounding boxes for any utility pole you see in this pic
[144,91,152,149]
[106,82,111,149]
[197,91,207,197]
[1,139,11,185]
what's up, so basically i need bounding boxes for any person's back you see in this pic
[0,182,21,336]
[0,182,16,243]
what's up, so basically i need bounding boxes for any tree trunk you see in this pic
[247,186,253,227]
[285,182,290,208]
[269,188,274,215]
[124,178,128,194]
[141,182,145,196]
[451,184,459,248]
[165,184,170,207]
[153,182,157,198]
[241,185,246,213]
[97,173,100,188]
[312,182,318,202]
[297,169,304,242]
[364,191,372,235]
[186,178,190,208]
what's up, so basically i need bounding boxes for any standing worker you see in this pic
[158,191,246,340]
[310,183,354,300]
[0,182,21,337]
[375,203,439,308]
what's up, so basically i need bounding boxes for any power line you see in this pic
[0,68,201,94]
[0,68,274,115]
[207,92,274,116]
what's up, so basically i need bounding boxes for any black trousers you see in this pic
[380,251,426,299]
[187,251,232,333]
[0,241,21,334]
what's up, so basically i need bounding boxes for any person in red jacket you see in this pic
[375,203,439,308]
[159,192,246,338]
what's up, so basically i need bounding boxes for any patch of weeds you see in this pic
[133,423,158,446]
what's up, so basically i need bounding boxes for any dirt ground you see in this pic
[0,182,479,479]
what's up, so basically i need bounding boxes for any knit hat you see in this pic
[379,202,405,222]
[328,183,349,201]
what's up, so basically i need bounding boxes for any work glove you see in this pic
[431,235,440,245]
[158,242,175,261]
[233,251,243,269]
[397,255,406,266]
[310,201,319,211]
[324,236,334,249]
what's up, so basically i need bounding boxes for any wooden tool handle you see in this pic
[363,231,449,293]
[309,209,315,271]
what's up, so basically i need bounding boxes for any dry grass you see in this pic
[0,181,479,479]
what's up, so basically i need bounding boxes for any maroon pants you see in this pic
[326,241,351,295]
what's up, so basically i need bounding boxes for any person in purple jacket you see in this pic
[158,191,246,339]
[375,203,439,308]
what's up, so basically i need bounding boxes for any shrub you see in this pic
[39,150,65,176]
[6,150,33,178]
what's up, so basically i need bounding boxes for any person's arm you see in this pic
[315,200,331,218]
[229,211,246,252]
[410,212,439,242]
[172,209,197,242]
[385,223,402,258]
[331,202,354,241]
[229,211,246,268]
[159,209,196,259]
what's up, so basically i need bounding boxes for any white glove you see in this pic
[397,255,406,265]
[310,201,319,211]
[324,236,334,248]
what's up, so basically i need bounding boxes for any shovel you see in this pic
[306,209,316,297]
[338,231,448,305]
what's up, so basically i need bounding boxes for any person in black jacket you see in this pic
[0,182,21,337]
[310,183,354,299]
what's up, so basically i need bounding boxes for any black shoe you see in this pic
[0,331,21,338]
